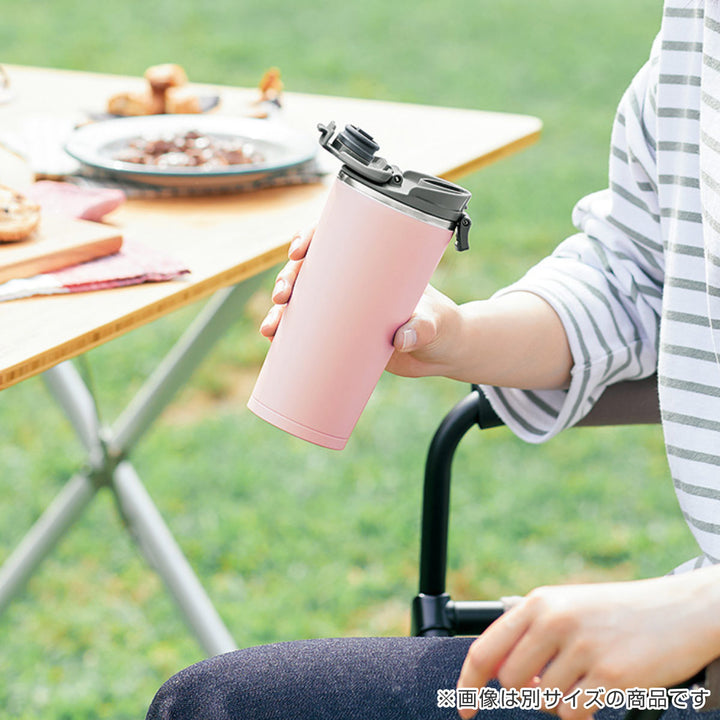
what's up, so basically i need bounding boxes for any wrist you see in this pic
[652,567,720,670]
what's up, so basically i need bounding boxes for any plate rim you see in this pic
[64,114,317,180]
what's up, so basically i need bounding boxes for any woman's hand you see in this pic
[456,569,720,720]
[259,227,314,339]
[259,227,464,378]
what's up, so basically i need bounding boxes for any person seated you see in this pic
[146,2,720,718]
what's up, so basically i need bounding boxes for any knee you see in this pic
[144,642,317,720]
[145,651,251,720]
[145,661,211,720]
[144,636,471,720]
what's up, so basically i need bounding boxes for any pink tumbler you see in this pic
[248,121,472,450]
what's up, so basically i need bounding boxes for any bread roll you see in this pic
[0,184,41,242]
[144,63,188,92]
[165,87,202,114]
[107,90,163,116]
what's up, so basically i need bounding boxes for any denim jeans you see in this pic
[145,636,716,720]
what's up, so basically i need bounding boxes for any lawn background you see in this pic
[0,1,698,718]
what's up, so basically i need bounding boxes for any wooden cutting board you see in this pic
[0,215,123,284]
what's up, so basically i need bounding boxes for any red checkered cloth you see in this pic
[0,240,189,301]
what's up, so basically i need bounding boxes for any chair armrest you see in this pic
[577,374,659,427]
[473,374,660,430]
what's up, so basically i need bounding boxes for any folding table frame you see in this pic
[0,276,268,657]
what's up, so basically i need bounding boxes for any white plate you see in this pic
[64,115,317,188]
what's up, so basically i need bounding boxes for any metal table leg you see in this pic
[111,277,264,457]
[112,461,236,656]
[0,473,96,616]
[0,274,268,656]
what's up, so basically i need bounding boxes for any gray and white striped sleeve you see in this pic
[480,41,665,443]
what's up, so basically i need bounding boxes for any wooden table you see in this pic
[0,65,542,654]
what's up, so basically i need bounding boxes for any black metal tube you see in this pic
[418,390,481,596]
[446,600,505,635]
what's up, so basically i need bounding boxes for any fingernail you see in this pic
[260,306,277,333]
[272,278,286,300]
[399,327,417,351]
[289,235,302,257]
[500,596,524,610]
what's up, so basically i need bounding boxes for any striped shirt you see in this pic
[482,0,720,572]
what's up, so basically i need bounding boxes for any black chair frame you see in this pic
[409,378,705,719]
[412,377,661,637]
[412,385,505,637]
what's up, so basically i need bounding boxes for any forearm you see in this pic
[446,291,573,390]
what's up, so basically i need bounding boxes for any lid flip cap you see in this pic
[336,125,379,163]
[318,121,473,251]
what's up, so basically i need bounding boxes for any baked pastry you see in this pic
[106,64,209,116]
[0,184,41,242]
[165,86,202,114]
[144,63,188,92]
[107,90,163,116]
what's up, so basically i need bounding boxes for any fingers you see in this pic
[271,259,303,305]
[496,625,559,691]
[260,303,284,339]
[288,226,314,261]
[493,590,585,696]
[456,605,532,710]
[552,680,599,720]
[261,227,315,339]
[536,648,586,700]
[274,224,315,303]
[455,594,584,720]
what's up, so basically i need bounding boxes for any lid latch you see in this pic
[454,212,471,252]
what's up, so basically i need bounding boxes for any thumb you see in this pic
[393,312,439,353]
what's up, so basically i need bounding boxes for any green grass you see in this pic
[0,1,699,718]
